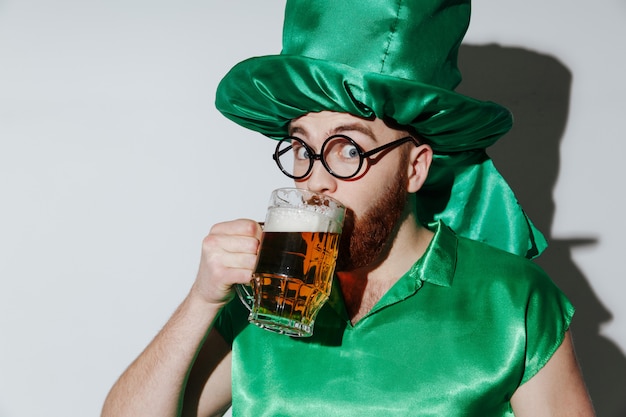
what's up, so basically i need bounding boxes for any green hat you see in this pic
[216,0,546,258]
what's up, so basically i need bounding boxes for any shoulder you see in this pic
[454,232,550,286]
[448,229,574,326]
[447,230,573,317]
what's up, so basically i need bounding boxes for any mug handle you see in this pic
[235,282,254,311]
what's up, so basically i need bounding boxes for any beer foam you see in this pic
[264,207,341,233]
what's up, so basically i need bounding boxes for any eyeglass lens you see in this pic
[276,136,364,179]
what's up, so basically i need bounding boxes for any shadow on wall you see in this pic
[457,44,626,417]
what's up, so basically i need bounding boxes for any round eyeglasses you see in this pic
[273,134,419,180]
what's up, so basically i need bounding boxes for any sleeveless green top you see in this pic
[215,222,574,416]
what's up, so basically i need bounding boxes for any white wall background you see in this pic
[0,1,624,416]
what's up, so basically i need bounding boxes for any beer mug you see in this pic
[236,188,346,337]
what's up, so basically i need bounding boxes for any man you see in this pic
[102,1,595,415]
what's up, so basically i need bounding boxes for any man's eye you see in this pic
[294,145,310,160]
[339,144,359,160]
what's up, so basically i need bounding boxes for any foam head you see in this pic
[264,207,342,233]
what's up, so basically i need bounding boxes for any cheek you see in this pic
[333,154,409,216]
[333,183,375,218]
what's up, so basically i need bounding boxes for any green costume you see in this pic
[215,0,547,259]
[215,223,574,416]
[213,0,575,414]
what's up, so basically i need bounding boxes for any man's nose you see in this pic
[301,159,337,195]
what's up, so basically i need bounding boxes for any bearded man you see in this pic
[102,1,595,416]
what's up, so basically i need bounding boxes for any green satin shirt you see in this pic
[215,222,574,416]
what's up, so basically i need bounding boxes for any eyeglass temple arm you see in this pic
[361,136,418,158]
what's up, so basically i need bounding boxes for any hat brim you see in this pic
[215,55,512,152]
[215,55,547,259]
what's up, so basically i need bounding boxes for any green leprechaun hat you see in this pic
[215,0,547,259]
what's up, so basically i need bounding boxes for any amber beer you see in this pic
[248,189,345,337]
[252,229,341,334]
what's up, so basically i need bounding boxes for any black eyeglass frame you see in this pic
[273,134,419,180]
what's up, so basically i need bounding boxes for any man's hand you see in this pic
[102,218,261,417]
[191,219,263,306]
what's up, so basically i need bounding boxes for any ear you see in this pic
[406,144,433,193]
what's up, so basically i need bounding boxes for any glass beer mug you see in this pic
[237,188,346,337]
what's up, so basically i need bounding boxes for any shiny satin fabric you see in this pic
[216,55,541,258]
[215,55,512,151]
[215,222,573,416]
[283,0,469,87]
[419,150,547,259]
[216,0,512,147]
[214,0,545,259]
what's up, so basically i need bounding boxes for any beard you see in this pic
[335,169,409,272]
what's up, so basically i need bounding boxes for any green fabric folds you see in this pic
[215,223,573,416]
[216,56,512,151]
[418,151,547,258]
[214,0,546,258]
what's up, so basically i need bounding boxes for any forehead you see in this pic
[289,111,394,139]
[291,111,369,126]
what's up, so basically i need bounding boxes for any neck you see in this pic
[336,210,434,324]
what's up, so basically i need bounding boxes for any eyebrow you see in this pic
[289,122,377,142]
[331,123,375,139]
